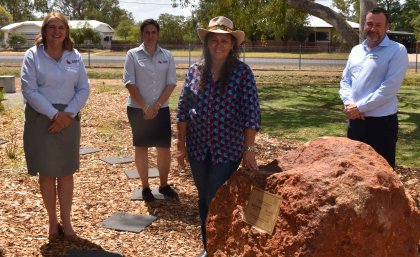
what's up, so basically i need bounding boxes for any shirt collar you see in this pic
[138,42,162,56]
[362,34,390,50]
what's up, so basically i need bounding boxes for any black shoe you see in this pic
[159,185,179,200]
[142,187,155,202]
[197,249,207,257]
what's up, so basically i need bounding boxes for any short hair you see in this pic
[34,12,74,51]
[140,19,160,34]
[368,7,390,24]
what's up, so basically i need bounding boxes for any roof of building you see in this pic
[307,15,359,29]
[1,20,114,33]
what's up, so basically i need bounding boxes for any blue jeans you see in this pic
[189,153,241,248]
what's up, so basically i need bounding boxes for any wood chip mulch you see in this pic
[0,79,418,257]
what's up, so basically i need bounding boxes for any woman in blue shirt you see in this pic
[176,16,261,257]
[21,12,90,241]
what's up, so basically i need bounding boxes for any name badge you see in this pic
[368,54,378,59]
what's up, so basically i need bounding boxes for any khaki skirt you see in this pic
[23,104,80,177]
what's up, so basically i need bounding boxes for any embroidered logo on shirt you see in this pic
[66,59,80,64]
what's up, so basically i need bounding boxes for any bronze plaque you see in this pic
[243,186,282,234]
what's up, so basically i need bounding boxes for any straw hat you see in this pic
[197,16,245,45]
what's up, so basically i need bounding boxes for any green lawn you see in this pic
[170,70,420,168]
[1,67,418,167]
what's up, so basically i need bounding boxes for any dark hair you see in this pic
[368,7,390,24]
[140,19,160,33]
[35,12,74,51]
[200,33,240,87]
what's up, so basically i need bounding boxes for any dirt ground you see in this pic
[0,79,418,257]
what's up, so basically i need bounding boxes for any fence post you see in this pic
[189,43,191,67]
[416,43,418,73]
[242,44,246,63]
[88,43,91,67]
[299,44,302,70]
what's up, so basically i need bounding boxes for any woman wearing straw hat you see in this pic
[176,16,261,256]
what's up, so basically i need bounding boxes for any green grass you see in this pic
[1,65,418,167]
[258,84,346,141]
[169,71,420,167]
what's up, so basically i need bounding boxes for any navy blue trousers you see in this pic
[347,113,398,169]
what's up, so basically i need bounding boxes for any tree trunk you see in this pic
[284,0,359,47]
[359,0,378,42]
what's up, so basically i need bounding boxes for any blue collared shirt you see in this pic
[123,43,177,108]
[339,35,408,117]
[21,44,90,119]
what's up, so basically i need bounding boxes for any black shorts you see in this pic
[127,106,171,148]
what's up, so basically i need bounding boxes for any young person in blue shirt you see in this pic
[339,7,409,169]
[123,19,178,202]
[21,12,90,241]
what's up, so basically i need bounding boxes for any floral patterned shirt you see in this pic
[177,60,261,164]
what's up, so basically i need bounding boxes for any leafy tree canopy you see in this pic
[0,5,12,26]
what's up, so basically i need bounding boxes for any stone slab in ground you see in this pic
[80,148,101,155]
[98,212,157,233]
[100,157,134,165]
[0,139,7,145]
[124,168,159,179]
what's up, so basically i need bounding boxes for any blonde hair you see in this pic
[35,12,74,51]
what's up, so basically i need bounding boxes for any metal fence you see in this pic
[83,43,420,72]
[0,44,418,72]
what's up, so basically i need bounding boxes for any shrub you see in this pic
[7,33,27,49]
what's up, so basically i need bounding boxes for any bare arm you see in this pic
[149,83,177,115]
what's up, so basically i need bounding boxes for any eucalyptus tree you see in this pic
[51,0,132,28]
[398,0,420,32]
[0,5,12,26]
[0,0,34,21]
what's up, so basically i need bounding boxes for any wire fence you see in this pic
[84,43,420,72]
[0,44,418,72]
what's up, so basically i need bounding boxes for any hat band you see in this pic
[208,25,233,32]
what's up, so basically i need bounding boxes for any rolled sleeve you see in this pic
[123,50,136,86]
[166,53,177,86]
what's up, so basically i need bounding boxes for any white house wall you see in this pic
[2,20,115,49]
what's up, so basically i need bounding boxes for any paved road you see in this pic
[0,54,418,69]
